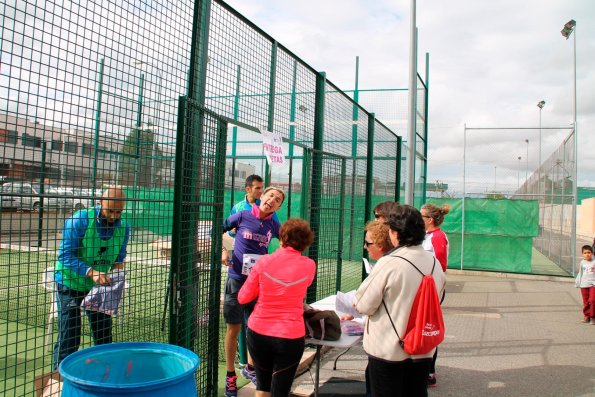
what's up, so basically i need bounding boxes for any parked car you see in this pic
[0,182,73,211]
[55,187,97,211]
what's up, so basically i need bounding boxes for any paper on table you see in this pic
[335,290,362,319]
[363,258,372,274]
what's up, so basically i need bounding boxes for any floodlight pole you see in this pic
[405,0,417,205]
[462,124,467,270]
[537,100,545,193]
[537,100,545,226]
[517,156,521,190]
[525,139,529,191]
[561,19,578,273]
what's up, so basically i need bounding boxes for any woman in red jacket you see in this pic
[238,218,316,397]
[420,202,450,388]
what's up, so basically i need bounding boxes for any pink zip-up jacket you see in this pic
[238,246,316,339]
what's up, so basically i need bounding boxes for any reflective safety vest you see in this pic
[56,208,126,292]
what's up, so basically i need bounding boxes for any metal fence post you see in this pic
[306,71,326,303]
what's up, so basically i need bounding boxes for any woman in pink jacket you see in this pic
[238,218,316,397]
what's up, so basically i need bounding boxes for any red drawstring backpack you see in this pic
[383,256,445,355]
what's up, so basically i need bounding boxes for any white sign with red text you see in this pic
[262,130,286,167]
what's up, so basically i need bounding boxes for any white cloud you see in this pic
[224,0,595,190]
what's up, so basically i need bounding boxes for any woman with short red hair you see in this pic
[238,218,316,397]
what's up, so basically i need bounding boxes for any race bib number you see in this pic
[242,253,261,276]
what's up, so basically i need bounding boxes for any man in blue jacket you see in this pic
[53,187,130,369]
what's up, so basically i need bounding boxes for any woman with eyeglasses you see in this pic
[364,219,394,260]
[420,203,450,388]
[361,219,394,397]
[355,205,446,397]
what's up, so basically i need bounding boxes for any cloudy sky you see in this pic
[223,0,595,194]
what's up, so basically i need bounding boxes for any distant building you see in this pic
[0,113,175,188]
[0,113,123,186]
[225,161,256,188]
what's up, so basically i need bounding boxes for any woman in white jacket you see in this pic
[355,204,446,397]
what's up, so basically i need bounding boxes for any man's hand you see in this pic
[89,269,111,285]
[221,248,232,267]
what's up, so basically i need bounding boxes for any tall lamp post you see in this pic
[537,100,545,225]
[561,19,577,270]
[537,100,545,190]
[517,156,521,190]
[524,139,529,191]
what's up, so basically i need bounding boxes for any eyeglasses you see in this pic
[422,215,431,219]
[364,240,374,247]
[374,213,381,219]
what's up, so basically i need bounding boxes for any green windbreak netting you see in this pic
[447,234,533,273]
[430,198,539,236]
[428,198,538,273]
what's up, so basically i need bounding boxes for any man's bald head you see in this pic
[99,187,126,225]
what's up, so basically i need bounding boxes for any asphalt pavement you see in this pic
[281,270,595,397]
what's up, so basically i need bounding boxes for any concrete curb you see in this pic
[446,268,573,282]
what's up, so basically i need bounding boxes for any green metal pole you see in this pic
[364,114,375,223]
[91,57,105,195]
[287,60,298,217]
[230,65,241,208]
[170,96,187,346]
[300,149,311,220]
[263,41,278,186]
[173,0,211,377]
[348,56,360,260]
[306,71,326,303]
[396,136,402,202]
[352,56,360,151]
[422,52,430,205]
[363,114,375,280]
[131,73,144,242]
[336,157,346,292]
[37,141,47,247]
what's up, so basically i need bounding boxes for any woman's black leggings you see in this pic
[247,328,305,396]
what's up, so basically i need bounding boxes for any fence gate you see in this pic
[169,97,227,396]
[305,150,347,302]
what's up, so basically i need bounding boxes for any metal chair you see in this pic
[42,267,57,353]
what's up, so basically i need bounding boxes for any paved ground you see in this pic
[241,270,595,397]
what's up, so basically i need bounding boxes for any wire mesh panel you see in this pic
[0,0,407,395]
[372,123,400,206]
[171,98,226,396]
[527,130,576,274]
[206,3,273,130]
[0,1,193,395]
[462,126,575,276]
[308,153,346,301]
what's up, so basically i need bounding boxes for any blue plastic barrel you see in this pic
[59,342,199,397]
